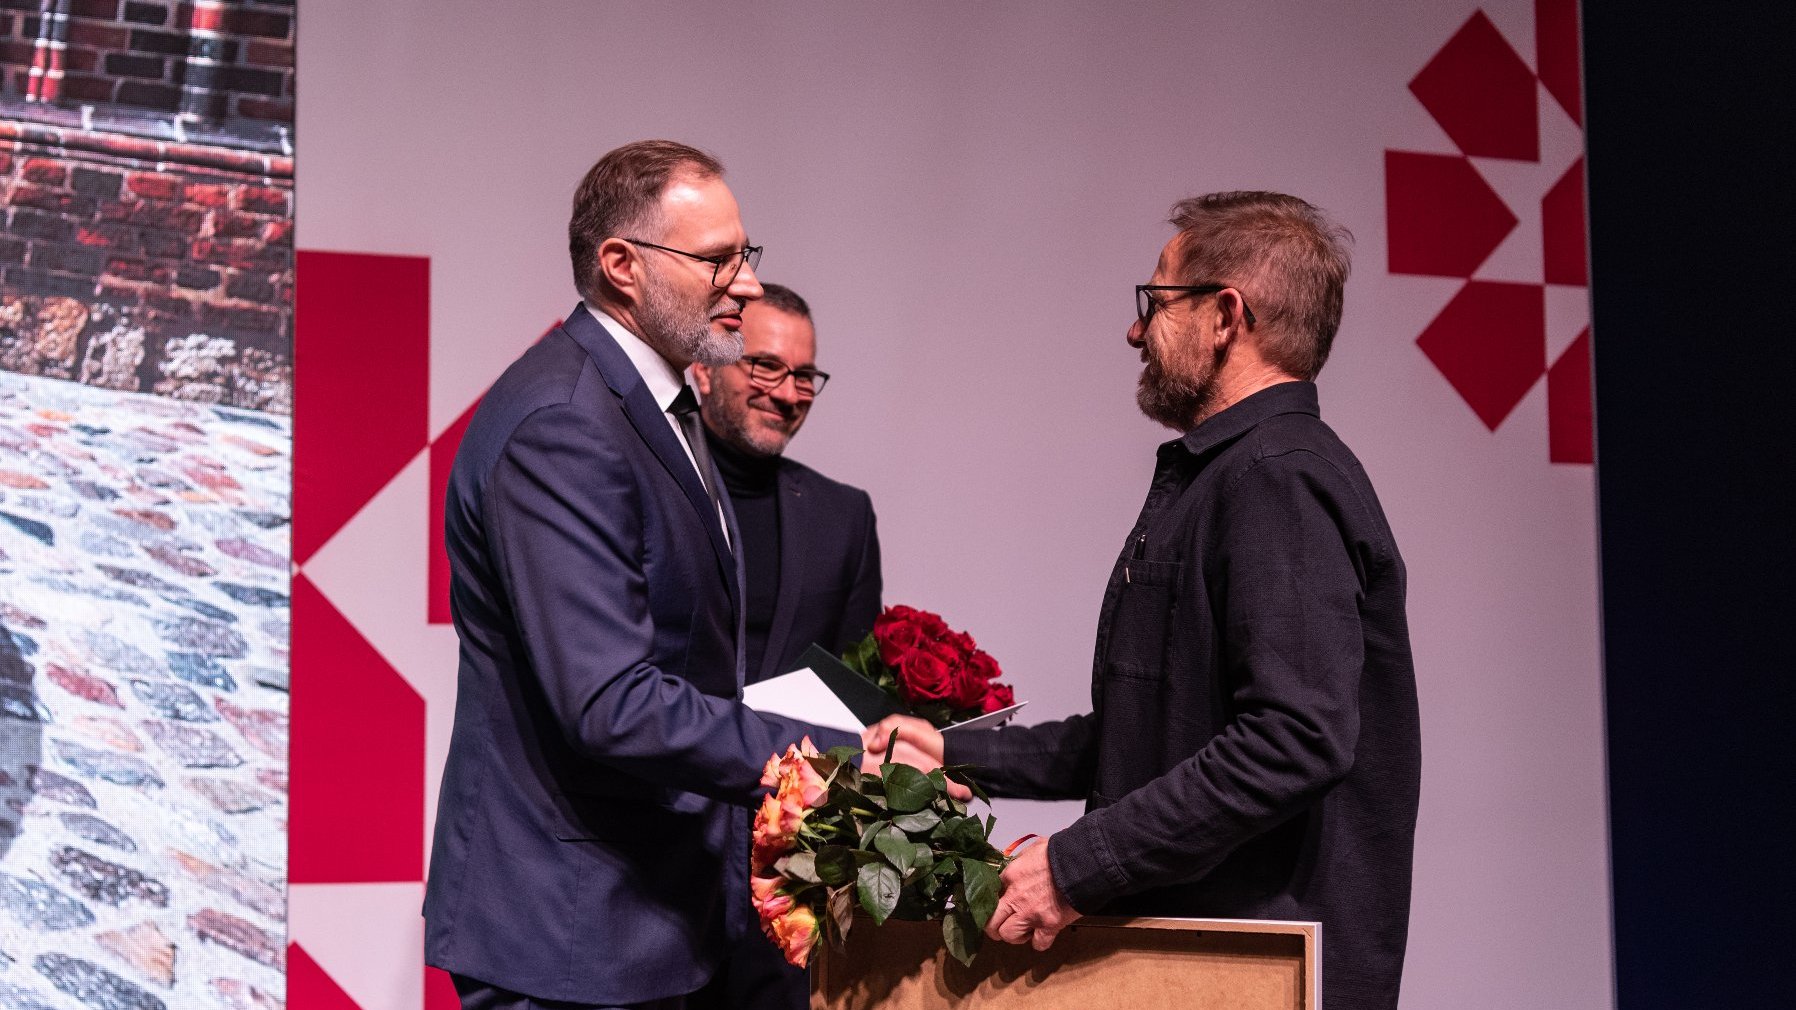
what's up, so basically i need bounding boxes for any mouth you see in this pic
[712,301,745,330]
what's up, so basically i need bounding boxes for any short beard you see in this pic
[637,267,743,367]
[1135,347,1219,431]
[705,399,792,458]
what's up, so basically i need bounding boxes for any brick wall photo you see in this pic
[0,0,293,125]
[0,128,293,413]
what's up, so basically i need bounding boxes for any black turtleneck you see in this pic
[707,429,782,681]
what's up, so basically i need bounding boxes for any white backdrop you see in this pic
[295,3,1609,1007]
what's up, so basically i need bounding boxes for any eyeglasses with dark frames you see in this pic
[736,355,829,396]
[626,239,764,288]
[1136,284,1258,328]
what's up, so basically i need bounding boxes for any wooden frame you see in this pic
[811,914,1319,1009]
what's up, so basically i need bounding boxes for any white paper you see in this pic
[943,701,1026,733]
[742,667,864,734]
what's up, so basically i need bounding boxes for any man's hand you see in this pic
[861,715,970,800]
[986,838,1081,951]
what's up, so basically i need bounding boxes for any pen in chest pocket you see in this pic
[1125,533,1147,583]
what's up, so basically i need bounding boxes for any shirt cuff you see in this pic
[1048,814,1130,914]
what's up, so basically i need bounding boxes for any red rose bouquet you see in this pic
[842,605,1015,728]
[750,736,1010,969]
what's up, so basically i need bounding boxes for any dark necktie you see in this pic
[667,385,725,522]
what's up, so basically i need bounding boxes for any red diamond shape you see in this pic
[1387,151,1519,278]
[1410,11,1540,160]
[1418,281,1547,430]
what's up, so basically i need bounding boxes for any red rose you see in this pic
[980,681,1015,714]
[896,650,956,703]
[944,629,977,658]
[949,649,1002,711]
[874,608,928,666]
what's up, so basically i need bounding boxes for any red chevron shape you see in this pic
[294,250,430,565]
[291,572,425,882]
[1386,151,1519,278]
[1418,280,1547,430]
[1410,11,1540,160]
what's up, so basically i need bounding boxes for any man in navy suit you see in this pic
[690,284,882,1009]
[424,141,859,1010]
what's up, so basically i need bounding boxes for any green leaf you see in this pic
[944,766,992,805]
[908,843,935,877]
[960,858,1002,929]
[859,819,887,849]
[943,905,979,966]
[891,808,941,834]
[873,825,916,874]
[779,851,820,884]
[881,764,935,813]
[857,862,902,925]
[825,745,861,768]
[815,845,856,887]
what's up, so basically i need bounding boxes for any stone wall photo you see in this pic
[1,4,292,1006]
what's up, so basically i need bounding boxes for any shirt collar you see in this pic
[585,301,688,412]
[1170,379,1320,459]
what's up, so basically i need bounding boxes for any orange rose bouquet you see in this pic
[750,736,1009,969]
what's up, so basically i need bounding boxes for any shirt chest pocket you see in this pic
[1102,558,1184,677]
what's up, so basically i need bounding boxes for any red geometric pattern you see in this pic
[290,572,426,883]
[1387,7,1592,464]
[1417,282,1546,430]
[428,399,480,625]
[293,251,431,563]
[1547,328,1594,464]
[1386,151,1518,277]
[1542,157,1588,286]
[1409,11,1540,160]
[289,944,368,1010]
[1536,0,1584,125]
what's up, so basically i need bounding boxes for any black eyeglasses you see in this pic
[1136,284,1258,328]
[626,239,763,287]
[737,355,829,396]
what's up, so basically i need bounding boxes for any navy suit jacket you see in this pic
[423,304,856,1005]
[754,458,882,684]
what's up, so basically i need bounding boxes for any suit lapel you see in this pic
[759,461,808,683]
[560,305,738,606]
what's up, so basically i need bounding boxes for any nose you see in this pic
[765,373,805,406]
[728,257,764,302]
[1127,317,1147,348]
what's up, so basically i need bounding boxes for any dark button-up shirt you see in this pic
[947,381,1421,1010]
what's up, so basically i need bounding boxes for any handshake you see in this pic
[858,716,1081,952]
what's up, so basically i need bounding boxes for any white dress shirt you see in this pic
[585,302,729,546]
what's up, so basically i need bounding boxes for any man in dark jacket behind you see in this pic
[867,191,1422,1010]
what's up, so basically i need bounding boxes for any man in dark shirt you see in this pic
[690,283,882,1009]
[867,192,1421,1010]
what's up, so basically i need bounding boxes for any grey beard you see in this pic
[637,272,744,367]
[1136,356,1216,431]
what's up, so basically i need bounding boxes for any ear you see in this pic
[595,237,639,303]
[1214,289,1251,346]
[692,362,714,396]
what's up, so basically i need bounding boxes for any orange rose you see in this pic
[763,737,829,808]
[769,905,819,968]
[751,874,794,925]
